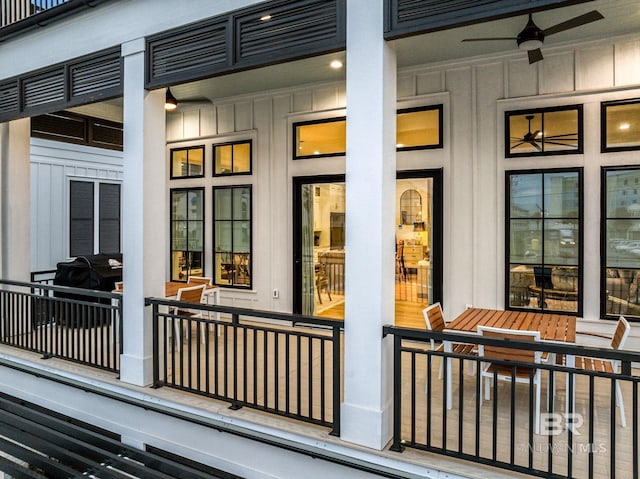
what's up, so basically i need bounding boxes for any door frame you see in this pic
[292,169,443,315]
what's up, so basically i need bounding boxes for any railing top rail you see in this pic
[0,278,121,300]
[383,324,640,364]
[146,296,344,329]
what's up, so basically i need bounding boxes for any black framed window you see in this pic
[506,105,583,157]
[602,166,640,320]
[213,186,252,288]
[506,169,582,315]
[170,145,205,179]
[70,180,121,257]
[213,140,252,176]
[396,105,443,150]
[602,99,640,153]
[170,188,204,282]
[293,105,444,159]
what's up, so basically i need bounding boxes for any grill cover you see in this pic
[54,253,122,291]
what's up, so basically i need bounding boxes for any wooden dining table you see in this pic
[443,307,577,410]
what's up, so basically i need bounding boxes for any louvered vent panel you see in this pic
[23,69,65,109]
[237,1,339,61]
[149,22,228,83]
[71,50,121,97]
[0,82,19,114]
[391,0,567,34]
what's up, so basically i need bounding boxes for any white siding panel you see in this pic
[540,51,575,95]
[576,45,615,91]
[416,71,442,96]
[312,87,339,111]
[397,74,414,98]
[615,40,640,86]
[235,101,253,132]
[30,139,123,270]
[507,59,537,98]
[182,109,201,138]
[217,104,235,134]
[293,91,312,112]
[200,107,217,137]
[166,112,183,142]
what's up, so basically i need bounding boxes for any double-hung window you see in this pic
[213,186,252,288]
[506,169,582,315]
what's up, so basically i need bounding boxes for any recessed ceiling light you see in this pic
[260,14,272,21]
[396,143,404,148]
[620,122,631,130]
[330,60,343,69]
[313,150,320,155]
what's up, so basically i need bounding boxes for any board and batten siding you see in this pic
[30,138,123,271]
[166,32,640,325]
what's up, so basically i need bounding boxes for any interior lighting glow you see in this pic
[260,14,272,21]
[620,123,631,130]
[330,60,343,69]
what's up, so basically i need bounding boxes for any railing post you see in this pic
[330,324,341,437]
[152,302,160,388]
[389,332,404,452]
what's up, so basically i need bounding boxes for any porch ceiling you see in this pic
[169,0,639,103]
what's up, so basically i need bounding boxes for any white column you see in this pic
[119,38,167,386]
[341,0,397,450]
[0,119,31,281]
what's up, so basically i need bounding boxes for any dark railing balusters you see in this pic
[383,324,640,479]
[0,279,121,373]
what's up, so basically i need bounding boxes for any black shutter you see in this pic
[99,183,121,254]
[70,181,95,257]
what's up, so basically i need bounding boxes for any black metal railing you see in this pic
[0,279,122,373]
[30,269,56,285]
[1,0,68,27]
[383,325,640,479]
[147,297,343,435]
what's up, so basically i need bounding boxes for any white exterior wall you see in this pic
[30,138,123,271]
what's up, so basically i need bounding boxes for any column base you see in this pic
[340,400,393,450]
[119,353,154,387]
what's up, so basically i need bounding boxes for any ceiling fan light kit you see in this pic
[462,10,604,64]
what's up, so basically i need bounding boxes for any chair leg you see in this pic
[438,357,444,380]
[616,380,627,428]
[535,378,541,435]
[484,376,491,400]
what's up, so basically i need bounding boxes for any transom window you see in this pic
[505,105,583,157]
[213,140,252,176]
[293,105,444,159]
[170,146,205,179]
[506,169,582,315]
[602,99,640,153]
[602,167,640,320]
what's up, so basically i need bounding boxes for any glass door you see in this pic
[293,176,346,318]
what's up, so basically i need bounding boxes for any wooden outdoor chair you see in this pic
[315,263,331,304]
[423,302,476,380]
[572,315,631,427]
[478,326,543,434]
[171,284,206,350]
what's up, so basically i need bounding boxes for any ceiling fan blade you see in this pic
[461,37,516,42]
[529,141,542,151]
[543,10,604,36]
[528,49,544,64]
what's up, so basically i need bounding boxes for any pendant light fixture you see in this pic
[165,88,178,110]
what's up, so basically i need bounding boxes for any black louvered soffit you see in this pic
[0,47,122,123]
[146,0,346,89]
[385,0,592,39]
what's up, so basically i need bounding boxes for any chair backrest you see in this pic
[187,276,213,286]
[478,326,541,364]
[611,316,631,350]
[176,284,206,304]
[423,302,445,332]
